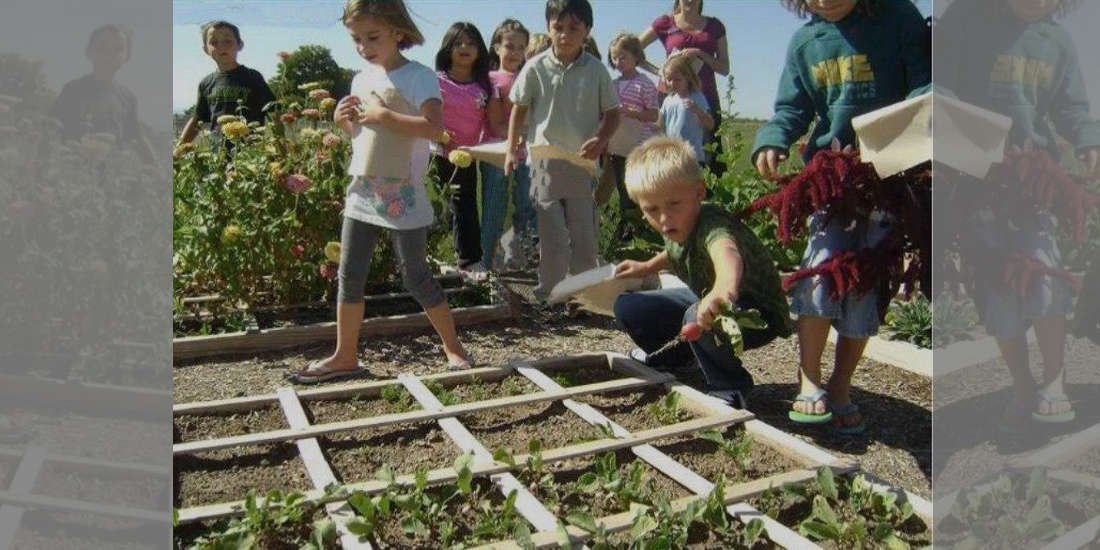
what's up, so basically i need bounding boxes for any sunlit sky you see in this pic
[173,0,932,120]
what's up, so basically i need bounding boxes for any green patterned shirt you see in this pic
[665,203,793,338]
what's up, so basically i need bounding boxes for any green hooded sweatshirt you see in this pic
[753,0,931,162]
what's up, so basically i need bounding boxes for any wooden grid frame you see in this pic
[0,445,171,548]
[173,352,933,549]
[930,423,1100,550]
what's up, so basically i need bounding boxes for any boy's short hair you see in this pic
[545,0,593,28]
[624,136,703,200]
[87,24,133,62]
[200,20,242,47]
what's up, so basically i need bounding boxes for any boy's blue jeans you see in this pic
[614,287,777,394]
[480,162,535,269]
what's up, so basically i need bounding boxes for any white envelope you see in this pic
[932,94,1013,179]
[607,116,647,157]
[528,143,601,178]
[459,140,510,170]
[851,92,932,178]
[547,264,646,316]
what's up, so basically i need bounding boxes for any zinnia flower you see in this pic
[276,51,291,61]
[284,173,313,194]
[173,142,195,159]
[222,225,242,243]
[222,121,250,140]
[319,262,338,280]
[217,114,240,126]
[322,133,341,149]
[290,243,305,258]
[448,149,473,168]
[309,89,331,100]
[280,112,298,124]
[299,128,320,141]
[301,108,321,119]
[298,82,321,91]
[324,241,341,263]
[319,97,336,111]
[316,150,331,161]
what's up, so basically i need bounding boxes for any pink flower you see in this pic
[322,133,341,149]
[277,51,291,61]
[290,243,305,258]
[320,262,338,280]
[283,173,314,194]
[301,108,321,119]
[315,149,331,161]
[280,112,298,124]
[308,89,331,100]
[386,200,406,217]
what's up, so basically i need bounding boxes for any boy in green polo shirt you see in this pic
[613,136,793,408]
[505,0,621,302]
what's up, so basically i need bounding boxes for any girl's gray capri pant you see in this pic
[337,216,445,307]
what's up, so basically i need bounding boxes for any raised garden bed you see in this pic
[172,352,933,549]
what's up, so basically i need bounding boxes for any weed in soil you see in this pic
[576,388,695,432]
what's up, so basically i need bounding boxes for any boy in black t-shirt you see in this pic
[175,21,275,152]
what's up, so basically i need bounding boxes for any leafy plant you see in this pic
[698,428,754,471]
[789,467,913,549]
[946,469,1075,549]
[186,489,326,549]
[885,295,933,349]
[577,453,654,510]
[932,293,979,347]
[500,376,528,396]
[379,384,414,413]
[425,379,459,406]
[647,392,684,425]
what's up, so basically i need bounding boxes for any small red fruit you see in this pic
[680,322,703,342]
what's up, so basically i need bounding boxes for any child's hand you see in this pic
[579,136,608,160]
[754,146,788,181]
[334,95,361,126]
[1079,147,1100,178]
[614,260,651,279]
[358,92,391,126]
[697,286,737,331]
[504,150,517,176]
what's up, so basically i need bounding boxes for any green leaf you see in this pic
[697,429,726,446]
[455,451,474,494]
[630,512,659,540]
[345,517,373,537]
[528,439,542,455]
[817,467,839,502]
[376,464,395,485]
[311,518,337,548]
[577,472,600,493]
[811,495,839,528]
[1026,467,1048,503]
[555,521,573,548]
[401,517,428,537]
[514,522,535,550]
[566,510,601,533]
[800,519,840,541]
[493,447,517,467]
[882,533,911,550]
[173,508,179,527]
[743,518,765,544]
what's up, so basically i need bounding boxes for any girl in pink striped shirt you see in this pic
[608,32,659,213]
[433,22,492,278]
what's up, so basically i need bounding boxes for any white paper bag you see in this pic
[851,92,932,178]
[547,264,646,316]
[528,143,601,178]
[607,116,647,157]
[932,94,1013,179]
[458,140,510,170]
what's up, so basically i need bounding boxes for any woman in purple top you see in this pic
[639,0,729,170]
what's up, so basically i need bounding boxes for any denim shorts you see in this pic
[789,210,891,338]
[966,210,1073,338]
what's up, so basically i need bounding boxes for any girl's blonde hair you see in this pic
[663,54,701,92]
[607,32,645,70]
[342,0,424,50]
[526,33,551,58]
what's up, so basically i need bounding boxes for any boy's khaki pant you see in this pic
[532,196,598,301]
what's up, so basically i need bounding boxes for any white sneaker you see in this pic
[459,261,489,282]
[628,348,648,364]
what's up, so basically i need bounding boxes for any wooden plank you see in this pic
[398,374,560,532]
[1010,422,1100,469]
[174,303,513,361]
[473,467,858,550]
[1048,469,1100,491]
[174,375,671,455]
[0,447,168,476]
[173,366,514,416]
[828,329,932,378]
[607,353,846,469]
[516,363,817,550]
[175,414,744,524]
[276,388,370,550]
[1040,514,1100,550]
[0,373,170,418]
[0,446,46,547]
[0,490,168,523]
